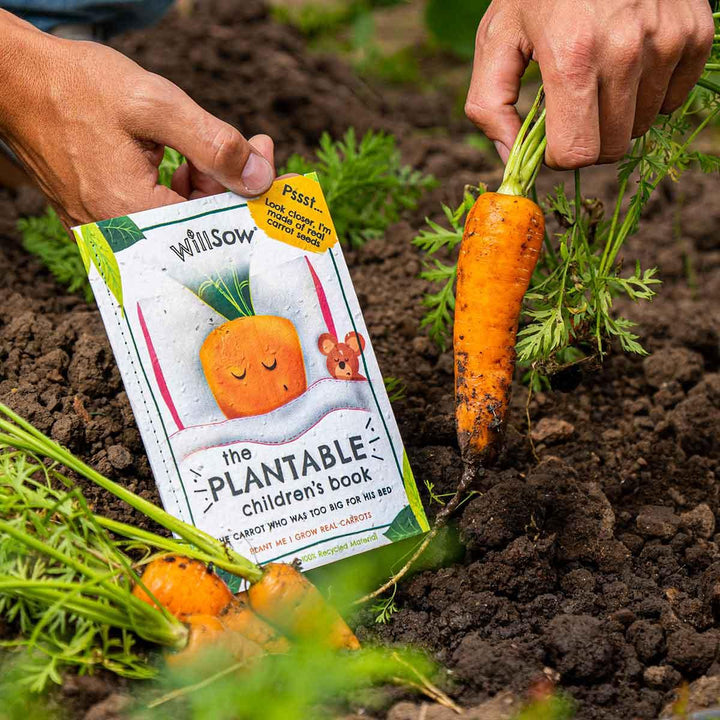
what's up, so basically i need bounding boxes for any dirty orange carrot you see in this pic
[219,594,291,654]
[247,563,360,651]
[132,555,234,618]
[165,614,263,669]
[455,89,547,472]
[455,194,544,464]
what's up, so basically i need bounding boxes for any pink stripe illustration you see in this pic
[136,303,185,431]
[305,256,336,338]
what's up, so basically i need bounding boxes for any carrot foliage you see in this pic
[283,128,436,247]
[0,450,185,690]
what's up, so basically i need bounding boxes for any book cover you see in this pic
[72,173,427,575]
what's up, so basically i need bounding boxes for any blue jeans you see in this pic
[0,0,173,36]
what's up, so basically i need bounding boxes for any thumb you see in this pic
[133,80,275,197]
[465,19,529,163]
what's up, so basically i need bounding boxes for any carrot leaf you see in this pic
[17,208,93,302]
[283,128,436,247]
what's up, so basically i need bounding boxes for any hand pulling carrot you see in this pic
[455,89,547,475]
[355,90,549,609]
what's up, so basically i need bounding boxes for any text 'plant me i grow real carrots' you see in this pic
[454,89,547,479]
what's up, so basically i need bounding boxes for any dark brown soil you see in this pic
[1,2,719,719]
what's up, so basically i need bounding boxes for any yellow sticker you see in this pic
[247,174,338,253]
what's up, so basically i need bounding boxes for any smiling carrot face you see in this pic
[200,316,307,418]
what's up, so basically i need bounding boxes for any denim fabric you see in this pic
[0,0,173,36]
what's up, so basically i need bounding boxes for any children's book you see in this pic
[73,173,427,575]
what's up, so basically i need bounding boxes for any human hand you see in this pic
[0,11,275,228]
[465,0,715,168]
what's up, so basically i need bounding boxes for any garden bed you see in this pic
[1,1,719,718]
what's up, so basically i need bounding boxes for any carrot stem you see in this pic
[498,86,546,197]
[0,518,185,636]
[697,77,720,95]
[601,102,720,274]
[95,515,252,578]
[0,577,187,649]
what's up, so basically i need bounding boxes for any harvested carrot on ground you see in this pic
[165,614,263,669]
[0,403,360,654]
[132,555,234,618]
[248,563,360,650]
[219,593,291,654]
[455,89,547,475]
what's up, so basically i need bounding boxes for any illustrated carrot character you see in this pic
[196,270,307,418]
[455,90,547,473]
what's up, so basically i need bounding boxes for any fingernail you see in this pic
[241,152,274,195]
[493,140,511,164]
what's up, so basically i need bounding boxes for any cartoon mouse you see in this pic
[318,331,366,381]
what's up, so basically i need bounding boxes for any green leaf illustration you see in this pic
[82,223,123,308]
[71,228,91,273]
[96,215,145,253]
[383,505,422,543]
[402,450,429,532]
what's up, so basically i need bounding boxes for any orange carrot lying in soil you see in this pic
[0,404,359,661]
[132,555,234,618]
[248,563,361,651]
[165,614,264,669]
[132,555,359,658]
[220,593,291,654]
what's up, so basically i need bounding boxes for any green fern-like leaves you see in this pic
[18,208,93,302]
[411,188,480,351]
[283,128,436,247]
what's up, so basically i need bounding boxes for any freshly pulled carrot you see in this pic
[219,594,291,654]
[248,563,360,650]
[455,193,544,465]
[164,614,225,668]
[132,555,233,618]
[165,614,263,669]
[455,90,547,472]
